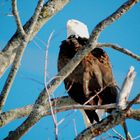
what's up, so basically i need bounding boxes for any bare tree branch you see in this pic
[111,128,125,140]
[76,110,127,140]
[117,66,136,110]
[0,0,29,112]
[12,0,25,36]
[0,40,28,113]
[88,0,138,44]
[44,31,59,140]
[0,96,140,128]
[0,96,72,127]
[27,0,44,35]
[3,1,138,139]
[0,104,33,127]
[97,43,140,61]
[0,0,70,78]
[75,108,140,140]
[0,0,44,113]
[126,93,140,111]
[129,109,140,121]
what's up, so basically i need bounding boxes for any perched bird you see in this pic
[57,19,118,126]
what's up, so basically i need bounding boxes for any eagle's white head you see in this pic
[67,19,89,38]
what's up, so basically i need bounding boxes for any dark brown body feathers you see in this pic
[58,35,118,123]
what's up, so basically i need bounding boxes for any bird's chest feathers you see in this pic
[66,54,99,86]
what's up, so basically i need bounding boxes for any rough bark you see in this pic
[0,96,140,128]
[0,0,70,78]
[4,1,138,139]
[1,0,139,140]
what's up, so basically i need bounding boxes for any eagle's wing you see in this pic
[57,37,118,127]
[91,48,118,111]
[82,48,118,123]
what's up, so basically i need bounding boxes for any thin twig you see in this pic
[84,82,114,105]
[112,128,126,140]
[35,36,48,47]
[32,40,45,51]
[59,110,77,133]
[104,131,123,140]
[125,93,140,111]
[19,73,43,85]
[121,121,132,140]
[44,31,58,140]
[75,111,126,140]
[97,43,140,61]
[133,134,140,140]
[12,0,25,36]
[101,135,121,140]
[73,119,78,137]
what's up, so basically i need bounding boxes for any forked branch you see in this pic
[12,0,25,36]
[0,0,44,113]
[3,0,139,139]
[0,96,140,128]
[0,0,70,78]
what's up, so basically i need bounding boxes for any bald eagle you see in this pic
[58,19,118,126]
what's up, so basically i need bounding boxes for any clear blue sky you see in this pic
[0,0,140,139]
